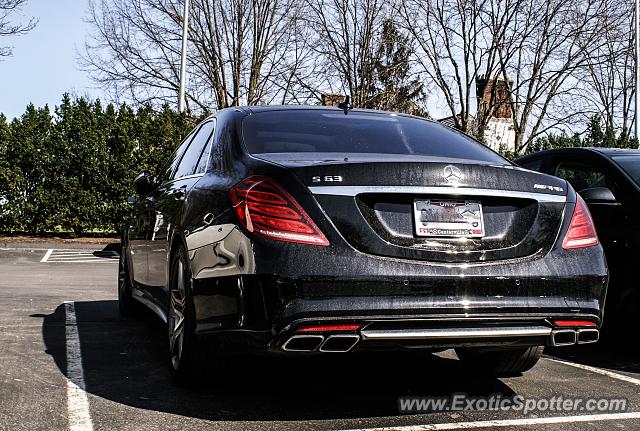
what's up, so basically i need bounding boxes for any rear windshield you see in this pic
[242,110,507,164]
[612,155,640,186]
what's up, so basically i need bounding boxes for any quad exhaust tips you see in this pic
[550,328,599,346]
[281,334,360,352]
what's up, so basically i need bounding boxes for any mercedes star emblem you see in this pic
[443,165,463,184]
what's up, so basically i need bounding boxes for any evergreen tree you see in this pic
[365,20,427,117]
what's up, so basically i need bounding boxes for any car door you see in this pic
[130,129,200,287]
[145,120,216,302]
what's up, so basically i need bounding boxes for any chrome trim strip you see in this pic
[360,326,552,341]
[308,186,566,203]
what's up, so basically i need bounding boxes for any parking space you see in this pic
[2,246,640,431]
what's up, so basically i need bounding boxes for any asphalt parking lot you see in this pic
[2,245,640,431]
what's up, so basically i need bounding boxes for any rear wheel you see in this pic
[118,248,139,316]
[168,246,201,384]
[455,346,544,376]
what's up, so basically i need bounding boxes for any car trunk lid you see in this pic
[255,153,568,263]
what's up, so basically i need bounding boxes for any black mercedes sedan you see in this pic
[119,106,607,382]
[516,147,640,329]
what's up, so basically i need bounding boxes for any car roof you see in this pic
[231,104,435,123]
[589,147,640,156]
[516,147,640,161]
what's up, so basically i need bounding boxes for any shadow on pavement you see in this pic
[548,334,640,375]
[40,300,518,422]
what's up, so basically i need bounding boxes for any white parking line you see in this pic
[547,357,640,386]
[65,301,94,431]
[50,252,98,256]
[42,249,119,263]
[341,412,640,431]
[48,255,116,260]
[52,260,117,263]
[40,248,53,262]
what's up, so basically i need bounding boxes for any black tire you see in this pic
[455,346,544,376]
[168,245,201,384]
[118,247,140,316]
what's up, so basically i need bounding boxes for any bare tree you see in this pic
[83,0,306,111]
[396,0,503,133]
[397,0,611,153]
[495,0,611,153]
[576,0,635,144]
[0,0,37,58]
[303,0,388,107]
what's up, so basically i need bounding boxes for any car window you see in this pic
[612,155,640,187]
[174,121,215,179]
[242,110,507,164]
[157,128,199,182]
[519,158,543,172]
[554,161,607,192]
[195,119,217,174]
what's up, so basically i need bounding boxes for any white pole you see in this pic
[178,0,190,113]
[635,0,640,145]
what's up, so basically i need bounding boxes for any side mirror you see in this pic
[579,187,617,204]
[133,171,157,196]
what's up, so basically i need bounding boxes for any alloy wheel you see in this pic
[169,259,187,370]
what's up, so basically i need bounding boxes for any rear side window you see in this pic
[196,119,218,173]
[157,128,198,182]
[174,121,215,179]
[554,162,607,192]
[242,111,507,164]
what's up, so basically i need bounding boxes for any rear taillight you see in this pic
[562,195,599,250]
[229,176,329,246]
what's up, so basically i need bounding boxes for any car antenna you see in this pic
[337,96,352,115]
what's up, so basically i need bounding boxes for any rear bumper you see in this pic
[190,234,608,353]
[275,319,601,353]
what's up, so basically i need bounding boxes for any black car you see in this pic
[516,147,640,328]
[119,106,607,382]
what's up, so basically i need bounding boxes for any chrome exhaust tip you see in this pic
[577,328,599,344]
[281,335,324,352]
[551,329,577,346]
[319,334,360,352]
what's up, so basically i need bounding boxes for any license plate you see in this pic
[413,199,485,238]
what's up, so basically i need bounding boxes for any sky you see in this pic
[0,1,457,122]
[0,1,99,121]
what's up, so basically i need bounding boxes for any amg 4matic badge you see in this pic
[414,199,485,238]
[534,183,564,192]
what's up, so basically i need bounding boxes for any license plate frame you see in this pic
[413,199,485,238]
